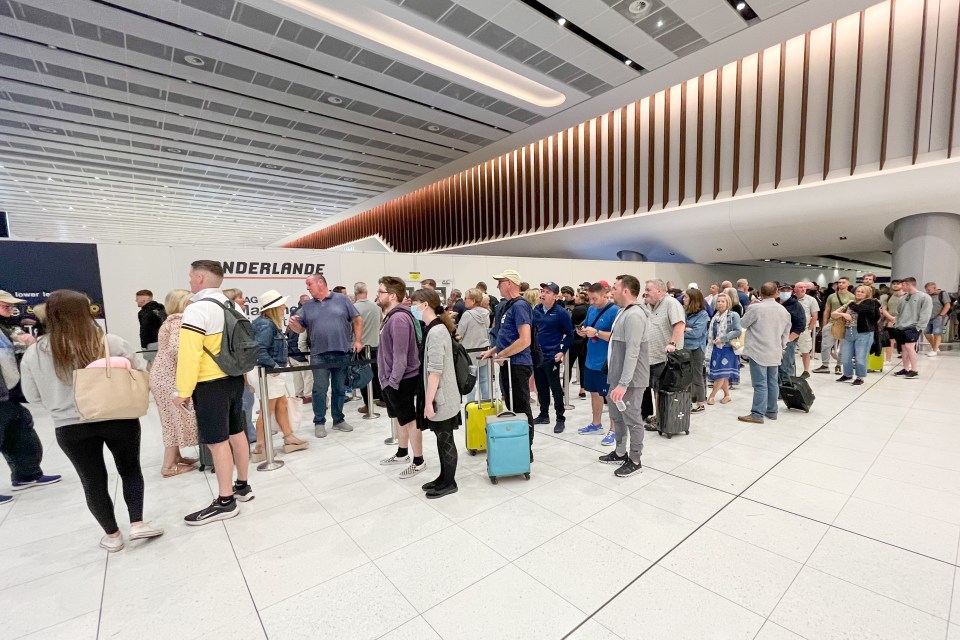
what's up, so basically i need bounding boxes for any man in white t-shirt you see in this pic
[794,283,820,379]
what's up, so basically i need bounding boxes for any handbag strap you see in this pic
[102,334,112,378]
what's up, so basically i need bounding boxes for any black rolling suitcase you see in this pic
[780,376,815,413]
[657,389,692,438]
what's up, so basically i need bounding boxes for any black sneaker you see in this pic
[233,482,255,502]
[421,477,442,492]
[836,376,853,383]
[800,371,811,379]
[893,369,909,376]
[553,419,566,434]
[425,484,458,499]
[813,365,829,374]
[598,451,627,465]
[614,458,643,477]
[852,378,864,386]
[905,371,919,379]
[534,415,550,425]
[184,499,238,526]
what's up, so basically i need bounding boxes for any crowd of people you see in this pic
[0,263,954,552]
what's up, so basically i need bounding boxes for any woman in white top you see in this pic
[20,289,163,552]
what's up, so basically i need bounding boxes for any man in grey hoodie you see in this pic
[602,276,650,478]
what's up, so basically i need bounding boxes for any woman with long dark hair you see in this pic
[20,290,163,552]
[410,289,461,498]
[683,288,710,413]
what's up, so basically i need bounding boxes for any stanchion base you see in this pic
[563,404,575,410]
[257,460,285,472]
[384,437,398,445]
[362,413,381,420]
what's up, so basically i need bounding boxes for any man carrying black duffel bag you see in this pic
[639,280,686,431]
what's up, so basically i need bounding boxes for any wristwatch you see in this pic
[668,341,676,346]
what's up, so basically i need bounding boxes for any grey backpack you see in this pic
[201,299,259,376]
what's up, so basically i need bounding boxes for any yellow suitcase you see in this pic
[867,353,885,373]
[465,400,502,455]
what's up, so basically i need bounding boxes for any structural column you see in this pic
[890,213,960,291]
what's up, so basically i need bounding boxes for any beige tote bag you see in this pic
[73,338,150,421]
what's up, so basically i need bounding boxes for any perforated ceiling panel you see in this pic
[0,0,787,246]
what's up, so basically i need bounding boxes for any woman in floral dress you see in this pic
[149,289,199,477]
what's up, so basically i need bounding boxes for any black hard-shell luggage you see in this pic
[780,376,815,413]
[657,389,692,438]
[198,444,215,473]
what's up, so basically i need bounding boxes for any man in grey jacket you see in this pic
[739,282,791,424]
[603,275,650,478]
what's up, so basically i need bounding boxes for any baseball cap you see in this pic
[491,269,521,285]
[0,290,25,305]
[560,285,575,296]
[579,281,592,288]
[540,282,560,294]
[598,280,610,288]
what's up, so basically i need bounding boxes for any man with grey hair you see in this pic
[794,283,820,378]
[289,273,362,436]
[738,282,791,424]
[640,279,686,429]
[354,282,382,413]
[736,279,751,310]
[448,289,466,324]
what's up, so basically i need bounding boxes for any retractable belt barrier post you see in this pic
[385,418,399,446]
[256,367,284,472]
[252,355,376,472]
[563,351,574,410]
[362,346,380,420]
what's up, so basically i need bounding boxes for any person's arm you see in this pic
[917,295,933,329]
[19,349,41,404]
[558,310,574,359]
[722,313,742,343]
[423,331,444,418]
[667,320,685,353]
[111,335,146,371]
[386,315,413,388]
[497,323,531,359]
[617,313,644,387]
[940,296,952,317]
[138,311,148,349]
[352,315,363,353]
[176,307,205,399]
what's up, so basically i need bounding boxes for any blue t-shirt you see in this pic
[298,292,359,355]
[495,297,533,366]
[584,303,619,371]
[738,291,751,310]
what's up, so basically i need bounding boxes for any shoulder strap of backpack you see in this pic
[587,303,615,328]
[390,306,422,347]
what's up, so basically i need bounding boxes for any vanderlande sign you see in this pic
[221,260,326,276]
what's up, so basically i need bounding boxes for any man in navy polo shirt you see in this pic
[481,269,535,461]
[288,274,362,438]
[533,282,574,433]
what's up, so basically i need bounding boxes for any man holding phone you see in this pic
[575,283,620,445]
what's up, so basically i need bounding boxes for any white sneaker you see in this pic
[398,462,426,479]
[129,521,165,540]
[100,534,124,553]
[380,454,410,466]
[927,350,938,357]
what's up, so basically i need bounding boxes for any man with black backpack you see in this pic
[175,260,257,525]
[481,269,535,462]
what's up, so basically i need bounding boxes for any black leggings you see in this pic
[433,430,459,488]
[56,420,144,535]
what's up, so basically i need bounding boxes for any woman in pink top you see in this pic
[149,290,199,477]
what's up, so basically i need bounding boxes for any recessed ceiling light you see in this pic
[557,17,566,26]
[184,55,205,66]
[275,0,565,107]
[657,20,663,27]
[772,242,779,246]
[716,248,723,252]
[839,236,847,240]
[624,59,632,66]
[764,259,771,262]
[326,96,344,104]
[736,1,747,9]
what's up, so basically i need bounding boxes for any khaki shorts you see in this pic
[797,329,814,355]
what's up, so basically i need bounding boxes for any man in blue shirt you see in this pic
[576,283,620,445]
[481,269,535,461]
[737,279,752,310]
[533,282,574,433]
[288,274,362,438]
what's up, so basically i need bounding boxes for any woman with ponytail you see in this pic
[410,289,461,498]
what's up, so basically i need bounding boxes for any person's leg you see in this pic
[311,354,331,425]
[708,378,721,402]
[509,364,535,454]
[532,363,550,420]
[690,349,706,406]
[779,340,796,384]
[903,341,918,370]
[330,356,348,424]
[274,397,295,438]
[854,332,871,378]
[721,378,731,400]
[547,361,565,421]
[56,425,119,534]
[590,392,603,425]
[435,430,458,489]
[101,421,145,524]
[819,329,835,367]
[0,402,44,483]
[228,377,250,483]
[765,366,779,418]
[624,387,645,462]
[749,360,766,419]
[404,423,423,458]
[841,334,855,377]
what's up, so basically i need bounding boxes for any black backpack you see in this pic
[451,336,477,395]
[658,350,694,392]
[200,299,259,376]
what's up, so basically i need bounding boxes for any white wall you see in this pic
[93,243,860,348]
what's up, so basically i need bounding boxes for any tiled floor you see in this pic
[1,352,958,639]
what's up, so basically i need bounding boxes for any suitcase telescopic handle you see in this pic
[492,356,513,414]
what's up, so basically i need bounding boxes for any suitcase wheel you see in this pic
[468,449,476,456]
[685,430,689,435]
[804,409,810,413]
[490,476,498,485]
[666,433,673,439]
[524,473,530,480]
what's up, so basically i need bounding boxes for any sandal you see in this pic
[283,437,309,454]
[707,398,716,406]
[250,446,266,464]
[720,397,732,404]
[177,457,198,467]
[161,464,194,478]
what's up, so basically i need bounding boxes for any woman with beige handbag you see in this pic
[20,290,164,553]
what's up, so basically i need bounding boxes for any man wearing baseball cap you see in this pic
[533,282,574,432]
[481,269,535,461]
[0,290,62,506]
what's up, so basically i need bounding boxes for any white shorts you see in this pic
[797,329,814,355]
[247,371,288,400]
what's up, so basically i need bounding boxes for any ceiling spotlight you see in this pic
[624,59,632,66]
[839,236,847,240]
[427,125,441,132]
[716,248,723,252]
[656,20,663,28]
[184,55,206,66]
[327,96,344,105]
[736,1,746,9]
[557,17,566,26]
[764,259,771,262]
[772,242,779,246]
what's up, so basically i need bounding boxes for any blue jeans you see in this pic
[465,360,490,404]
[749,360,779,420]
[841,327,873,378]
[241,385,256,443]
[311,352,350,425]
[779,339,798,385]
